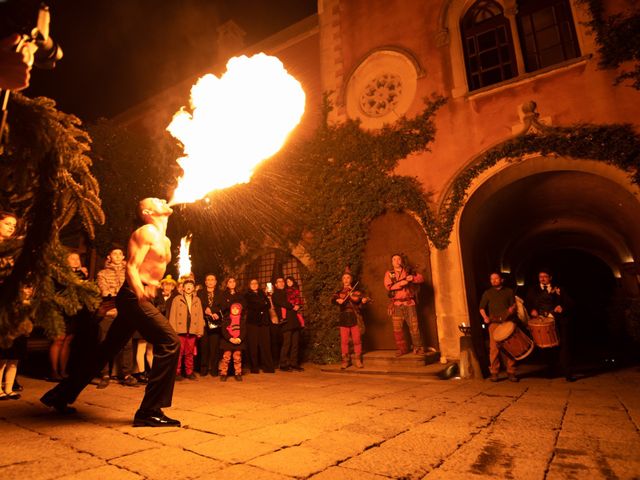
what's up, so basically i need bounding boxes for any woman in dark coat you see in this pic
[244,279,274,374]
[220,277,246,315]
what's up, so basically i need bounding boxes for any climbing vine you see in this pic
[580,0,640,89]
[433,122,640,249]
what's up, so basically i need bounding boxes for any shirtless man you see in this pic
[41,198,181,427]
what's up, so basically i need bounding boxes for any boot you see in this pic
[354,355,363,369]
[340,354,351,369]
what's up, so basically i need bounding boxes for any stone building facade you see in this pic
[115,0,640,362]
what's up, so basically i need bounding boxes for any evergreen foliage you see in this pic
[0,94,103,345]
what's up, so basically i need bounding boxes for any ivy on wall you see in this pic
[171,94,447,363]
[580,0,640,89]
[433,122,640,249]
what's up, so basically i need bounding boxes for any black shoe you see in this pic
[280,366,291,372]
[565,375,577,382]
[489,374,499,382]
[7,392,21,400]
[133,410,181,427]
[200,369,208,376]
[220,375,228,382]
[97,376,110,389]
[13,379,23,392]
[250,369,259,374]
[175,375,185,382]
[508,374,519,383]
[290,366,304,372]
[40,389,77,414]
[121,375,139,387]
[263,369,276,373]
[234,375,243,382]
[135,373,149,385]
[210,371,218,377]
[186,373,197,380]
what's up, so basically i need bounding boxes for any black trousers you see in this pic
[247,324,274,371]
[198,332,220,374]
[280,329,300,368]
[47,282,180,412]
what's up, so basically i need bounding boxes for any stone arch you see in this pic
[431,154,640,363]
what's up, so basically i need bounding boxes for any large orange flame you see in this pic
[167,53,306,205]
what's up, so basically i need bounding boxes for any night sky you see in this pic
[25,0,317,122]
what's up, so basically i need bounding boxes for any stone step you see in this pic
[362,349,441,367]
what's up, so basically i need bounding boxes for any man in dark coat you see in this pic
[526,268,575,382]
[272,277,303,372]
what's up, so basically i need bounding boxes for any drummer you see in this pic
[526,268,575,382]
[479,272,518,382]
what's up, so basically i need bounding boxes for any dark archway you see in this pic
[521,248,618,362]
[460,167,640,373]
[361,212,437,351]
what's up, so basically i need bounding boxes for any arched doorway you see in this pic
[361,212,437,351]
[459,159,640,371]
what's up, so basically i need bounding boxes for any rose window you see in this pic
[359,73,403,117]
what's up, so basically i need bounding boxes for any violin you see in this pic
[337,284,371,304]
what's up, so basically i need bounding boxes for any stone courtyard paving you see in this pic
[1,365,639,479]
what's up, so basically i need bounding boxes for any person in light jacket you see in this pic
[169,278,204,380]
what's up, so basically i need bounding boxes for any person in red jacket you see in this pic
[218,302,246,382]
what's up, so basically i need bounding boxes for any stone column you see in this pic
[318,0,347,122]
[431,234,469,361]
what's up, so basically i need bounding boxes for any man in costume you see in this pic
[384,254,425,356]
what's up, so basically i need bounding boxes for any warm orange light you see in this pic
[167,53,306,205]
[178,235,192,278]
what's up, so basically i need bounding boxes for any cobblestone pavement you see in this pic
[1,365,639,479]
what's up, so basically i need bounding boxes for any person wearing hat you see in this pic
[155,275,177,318]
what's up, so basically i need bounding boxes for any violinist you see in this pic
[384,253,425,356]
[331,271,369,369]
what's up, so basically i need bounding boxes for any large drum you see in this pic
[493,321,534,361]
[528,316,559,348]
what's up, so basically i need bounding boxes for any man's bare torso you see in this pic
[127,224,171,297]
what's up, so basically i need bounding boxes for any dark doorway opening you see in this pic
[459,167,640,375]
[519,248,619,365]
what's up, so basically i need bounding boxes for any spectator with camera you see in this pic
[245,278,274,374]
